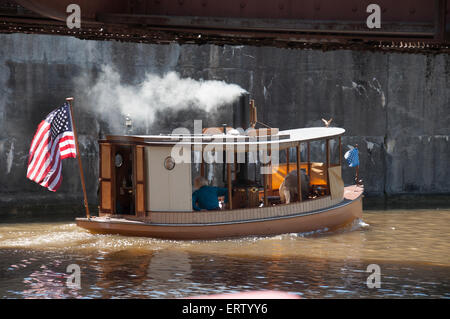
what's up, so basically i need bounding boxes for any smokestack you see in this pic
[232,92,250,130]
[232,92,251,184]
[249,99,257,129]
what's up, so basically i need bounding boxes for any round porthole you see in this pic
[164,156,176,170]
[115,153,123,168]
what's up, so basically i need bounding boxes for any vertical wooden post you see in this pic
[307,141,311,180]
[262,145,271,206]
[66,97,90,219]
[111,144,116,214]
[355,144,360,184]
[227,162,233,210]
[234,152,238,180]
[286,148,290,174]
[263,168,268,207]
[269,147,273,198]
[356,165,360,184]
[200,148,205,177]
[326,139,330,195]
[296,144,302,202]
[326,139,330,167]
[250,99,257,128]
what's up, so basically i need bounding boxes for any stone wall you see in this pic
[0,33,449,207]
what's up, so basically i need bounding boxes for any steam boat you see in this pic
[76,99,363,240]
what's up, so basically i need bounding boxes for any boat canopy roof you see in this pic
[105,127,345,150]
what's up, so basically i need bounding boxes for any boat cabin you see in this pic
[97,125,346,224]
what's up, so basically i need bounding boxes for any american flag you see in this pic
[27,103,77,191]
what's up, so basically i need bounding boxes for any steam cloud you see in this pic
[79,65,247,133]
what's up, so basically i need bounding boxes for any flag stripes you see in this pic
[27,103,77,192]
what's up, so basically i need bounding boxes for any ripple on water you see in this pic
[0,210,449,298]
[0,211,449,266]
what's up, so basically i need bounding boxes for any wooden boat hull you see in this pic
[76,186,363,240]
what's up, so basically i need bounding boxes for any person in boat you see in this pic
[279,169,310,204]
[192,176,229,211]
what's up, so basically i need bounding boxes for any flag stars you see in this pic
[48,104,73,140]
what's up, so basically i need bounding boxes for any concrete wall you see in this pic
[0,33,449,207]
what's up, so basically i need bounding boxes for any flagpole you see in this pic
[66,97,90,219]
[355,144,360,185]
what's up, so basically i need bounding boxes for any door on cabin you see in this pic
[99,143,146,216]
[145,146,192,212]
[114,145,134,215]
[134,145,146,217]
[99,142,113,215]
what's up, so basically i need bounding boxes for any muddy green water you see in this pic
[0,209,449,298]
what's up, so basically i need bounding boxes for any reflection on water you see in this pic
[0,209,449,298]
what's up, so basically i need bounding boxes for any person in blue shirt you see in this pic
[192,176,229,211]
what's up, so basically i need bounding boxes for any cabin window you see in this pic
[114,153,123,168]
[164,156,176,171]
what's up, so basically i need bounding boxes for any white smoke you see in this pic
[80,65,247,130]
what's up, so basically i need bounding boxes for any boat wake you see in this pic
[289,218,370,238]
[0,218,370,252]
[350,218,370,230]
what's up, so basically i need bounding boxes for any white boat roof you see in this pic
[106,127,345,149]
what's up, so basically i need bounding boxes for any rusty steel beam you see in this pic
[1,0,449,51]
[11,0,448,23]
[1,17,447,54]
[96,13,437,41]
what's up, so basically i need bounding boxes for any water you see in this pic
[0,209,449,298]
